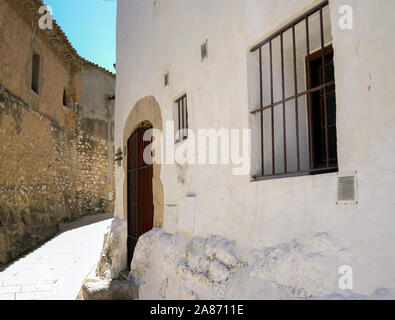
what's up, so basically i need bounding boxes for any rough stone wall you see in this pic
[0,83,75,264]
[78,65,116,215]
[74,134,113,214]
[0,0,115,266]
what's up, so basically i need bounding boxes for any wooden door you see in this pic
[127,125,154,268]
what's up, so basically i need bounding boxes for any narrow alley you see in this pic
[0,213,112,300]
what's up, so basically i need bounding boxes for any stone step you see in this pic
[80,279,139,300]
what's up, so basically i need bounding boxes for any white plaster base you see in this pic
[128,229,394,300]
[95,218,127,279]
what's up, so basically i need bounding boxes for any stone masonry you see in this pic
[0,0,116,266]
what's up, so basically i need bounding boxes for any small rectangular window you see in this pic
[63,89,67,106]
[201,40,208,61]
[175,94,188,142]
[31,53,40,94]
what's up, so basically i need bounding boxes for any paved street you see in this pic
[0,213,112,300]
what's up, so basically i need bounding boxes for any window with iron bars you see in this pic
[250,1,337,180]
[175,94,188,142]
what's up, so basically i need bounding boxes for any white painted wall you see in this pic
[115,0,395,297]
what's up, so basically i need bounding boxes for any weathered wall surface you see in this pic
[115,0,395,298]
[0,83,74,264]
[75,65,116,214]
[95,217,127,280]
[0,0,115,265]
[129,229,392,300]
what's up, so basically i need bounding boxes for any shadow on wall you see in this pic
[0,204,58,267]
[59,212,114,234]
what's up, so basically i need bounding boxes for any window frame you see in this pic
[31,52,41,94]
[63,88,67,106]
[175,94,188,143]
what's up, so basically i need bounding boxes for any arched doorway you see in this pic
[126,123,154,267]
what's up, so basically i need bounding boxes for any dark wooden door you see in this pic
[127,126,154,267]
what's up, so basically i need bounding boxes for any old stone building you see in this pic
[0,0,115,266]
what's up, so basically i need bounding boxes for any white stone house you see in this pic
[95,0,395,299]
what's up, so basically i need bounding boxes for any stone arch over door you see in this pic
[122,96,164,228]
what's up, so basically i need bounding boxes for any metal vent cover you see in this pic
[337,172,358,205]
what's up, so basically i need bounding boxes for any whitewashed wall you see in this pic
[115,0,395,298]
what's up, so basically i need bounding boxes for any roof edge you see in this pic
[25,0,116,78]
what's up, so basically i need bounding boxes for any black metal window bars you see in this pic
[176,94,188,141]
[250,0,338,180]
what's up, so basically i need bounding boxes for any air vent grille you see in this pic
[337,172,358,204]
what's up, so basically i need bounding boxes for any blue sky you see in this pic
[44,0,117,73]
